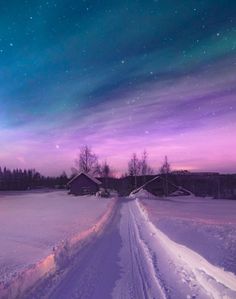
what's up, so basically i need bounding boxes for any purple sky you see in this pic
[0,1,236,176]
[1,56,236,176]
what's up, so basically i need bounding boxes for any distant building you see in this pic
[67,172,102,196]
[135,175,192,197]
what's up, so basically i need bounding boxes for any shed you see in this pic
[67,172,102,196]
[144,175,193,196]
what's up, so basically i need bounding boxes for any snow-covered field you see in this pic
[138,193,236,275]
[12,194,236,299]
[2,190,236,299]
[134,199,236,299]
[0,190,115,286]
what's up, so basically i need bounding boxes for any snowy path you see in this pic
[112,199,166,299]
[23,198,236,299]
[22,200,122,299]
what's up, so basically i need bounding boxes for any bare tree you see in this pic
[140,150,147,175]
[139,150,154,184]
[160,155,170,175]
[128,153,140,188]
[99,161,112,189]
[160,156,171,196]
[140,150,154,175]
[74,145,99,176]
[128,153,140,176]
[100,161,111,178]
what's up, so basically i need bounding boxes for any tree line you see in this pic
[0,145,171,191]
[0,167,68,191]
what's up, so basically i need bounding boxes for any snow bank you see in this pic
[0,191,117,299]
[140,196,236,274]
[129,188,157,200]
[140,195,236,224]
[136,199,236,299]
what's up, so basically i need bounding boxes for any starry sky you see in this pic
[0,0,236,176]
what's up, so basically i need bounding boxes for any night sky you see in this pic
[0,0,236,175]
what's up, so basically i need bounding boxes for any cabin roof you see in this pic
[68,172,102,185]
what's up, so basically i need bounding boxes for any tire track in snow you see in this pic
[112,199,167,299]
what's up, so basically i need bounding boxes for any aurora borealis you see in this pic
[0,0,236,175]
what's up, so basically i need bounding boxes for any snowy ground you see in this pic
[134,199,236,299]
[138,194,236,275]
[2,191,236,299]
[0,190,114,285]
[21,197,236,299]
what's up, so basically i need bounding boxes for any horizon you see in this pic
[0,161,236,178]
[0,1,236,176]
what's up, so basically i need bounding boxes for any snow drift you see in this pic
[140,196,236,275]
[0,191,118,299]
[137,199,236,299]
[129,188,157,199]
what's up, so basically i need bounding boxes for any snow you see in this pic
[112,199,166,299]
[113,198,236,299]
[135,199,236,299]
[10,195,236,299]
[129,188,157,199]
[0,190,116,297]
[138,196,236,275]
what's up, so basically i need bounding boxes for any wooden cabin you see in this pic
[68,172,102,196]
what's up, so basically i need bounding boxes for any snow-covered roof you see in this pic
[67,172,102,185]
[130,175,193,196]
[144,175,160,186]
[129,176,160,195]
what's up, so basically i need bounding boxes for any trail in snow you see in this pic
[22,198,236,299]
[22,201,122,299]
[112,198,166,299]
